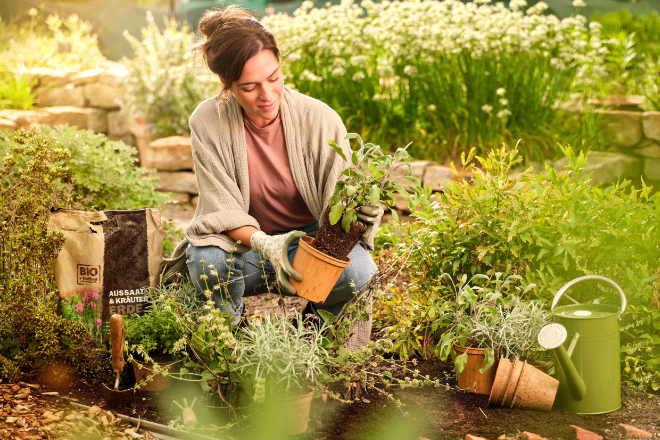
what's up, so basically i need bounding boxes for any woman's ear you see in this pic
[219,76,226,86]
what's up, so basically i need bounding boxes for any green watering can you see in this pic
[538,275,626,414]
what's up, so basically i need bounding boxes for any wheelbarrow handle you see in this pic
[551,275,627,319]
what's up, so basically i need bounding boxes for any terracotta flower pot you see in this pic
[132,359,178,391]
[454,343,499,395]
[289,237,350,303]
[280,387,315,435]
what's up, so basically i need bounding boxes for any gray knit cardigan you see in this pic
[161,85,353,278]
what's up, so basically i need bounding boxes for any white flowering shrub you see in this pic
[122,12,217,138]
[262,0,608,160]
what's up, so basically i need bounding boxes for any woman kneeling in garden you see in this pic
[164,6,380,326]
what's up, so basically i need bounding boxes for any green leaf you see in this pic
[318,309,338,324]
[342,208,356,232]
[391,209,399,222]
[328,140,347,161]
[346,185,356,196]
[369,185,380,204]
[454,351,469,379]
[329,202,343,225]
[479,349,495,374]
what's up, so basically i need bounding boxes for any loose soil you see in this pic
[312,207,366,261]
[8,357,658,440]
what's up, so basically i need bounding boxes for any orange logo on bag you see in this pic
[77,264,100,285]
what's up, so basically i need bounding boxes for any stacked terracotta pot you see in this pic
[488,358,559,412]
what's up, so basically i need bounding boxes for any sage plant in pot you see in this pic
[435,273,542,395]
[233,314,327,435]
[290,133,420,302]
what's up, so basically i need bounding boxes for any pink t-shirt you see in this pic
[243,109,316,234]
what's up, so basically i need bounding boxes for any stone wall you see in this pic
[142,136,458,230]
[553,110,660,186]
[0,62,134,146]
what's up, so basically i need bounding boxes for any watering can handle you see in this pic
[551,275,627,318]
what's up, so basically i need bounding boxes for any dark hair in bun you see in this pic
[193,6,280,99]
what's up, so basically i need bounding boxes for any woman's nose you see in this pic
[259,84,274,102]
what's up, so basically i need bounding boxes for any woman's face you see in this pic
[221,49,283,128]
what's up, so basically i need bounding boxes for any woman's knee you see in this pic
[336,246,377,292]
[186,245,235,288]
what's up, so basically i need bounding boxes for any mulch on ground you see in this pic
[2,357,658,440]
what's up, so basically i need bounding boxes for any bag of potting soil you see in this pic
[48,209,163,332]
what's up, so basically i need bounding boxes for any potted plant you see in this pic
[124,297,185,391]
[290,133,421,302]
[232,313,327,436]
[435,273,547,395]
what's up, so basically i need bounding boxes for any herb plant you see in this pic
[125,299,185,359]
[327,133,421,231]
[233,314,327,400]
[121,12,217,138]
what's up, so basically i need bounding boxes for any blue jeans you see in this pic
[186,221,377,325]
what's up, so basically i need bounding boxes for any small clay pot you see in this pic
[289,237,350,303]
[454,343,499,395]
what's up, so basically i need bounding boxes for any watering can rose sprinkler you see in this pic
[538,275,627,414]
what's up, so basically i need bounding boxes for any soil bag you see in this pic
[48,209,163,331]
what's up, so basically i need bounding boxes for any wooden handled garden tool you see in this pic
[103,314,135,408]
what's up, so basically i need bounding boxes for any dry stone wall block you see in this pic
[554,151,641,186]
[143,136,193,171]
[644,159,660,181]
[107,111,131,136]
[635,140,660,158]
[191,195,199,208]
[36,84,85,108]
[643,111,660,141]
[41,107,93,130]
[84,84,122,109]
[423,165,454,191]
[25,67,77,87]
[0,109,54,130]
[598,110,643,148]
[99,63,129,85]
[394,192,410,214]
[69,68,105,86]
[152,171,198,195]
[87,109,108,133]
[108,133,135,146]
[0,117,17,130]
[169,192,191,204]
[392,160,432,190]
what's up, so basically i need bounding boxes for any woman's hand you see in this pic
[250,230,306,295]
[357,205,385,251]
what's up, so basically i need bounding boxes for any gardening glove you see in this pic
[250,230,306,295]
[357,205,384,252]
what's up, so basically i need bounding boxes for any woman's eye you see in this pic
[243,77,279,92]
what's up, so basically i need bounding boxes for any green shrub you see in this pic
[121,12,217,138]
[0,64,40,110]
[380,146,660,391]
[592,10,660,58]
[639,55,660,111]
[0,128,111,381]
[0,9,105,70]
[0,126,171,211]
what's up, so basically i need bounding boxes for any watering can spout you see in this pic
[538,324,587,401]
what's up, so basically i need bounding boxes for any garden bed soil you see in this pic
[312,208,366,261]
[17,358,660,440]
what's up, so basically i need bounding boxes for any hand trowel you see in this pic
[102,314,135,408]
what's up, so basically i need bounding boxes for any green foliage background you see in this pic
[377,147,660,392]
